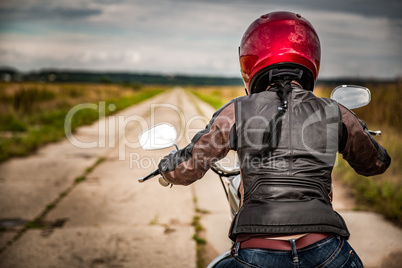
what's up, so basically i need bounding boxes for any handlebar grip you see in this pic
[138,169,160,183]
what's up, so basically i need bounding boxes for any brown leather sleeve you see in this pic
[339,104,390,176]
[159,101,236,185]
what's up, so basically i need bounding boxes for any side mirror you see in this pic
[330,85,371,109]
[139,123,177,150]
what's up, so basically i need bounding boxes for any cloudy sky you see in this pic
[0,0,401,79]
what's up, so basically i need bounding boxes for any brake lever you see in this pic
[369,130,381,136]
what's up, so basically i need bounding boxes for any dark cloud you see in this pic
[0,5,102,21]
[92,0,125,4]
[47,7,102,19]
[278,0,402,20]
[2,0,401,21]
[0,0,400,77]
[183,0,402,20]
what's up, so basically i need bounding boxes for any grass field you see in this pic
[0,82,165,162]
[190,82,402,226]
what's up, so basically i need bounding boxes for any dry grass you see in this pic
[188,86,244,109]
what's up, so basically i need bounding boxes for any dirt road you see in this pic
[0,88,401,267]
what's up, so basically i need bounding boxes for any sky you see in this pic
[0,0,401,79]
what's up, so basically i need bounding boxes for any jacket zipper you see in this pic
[288,91,293,176]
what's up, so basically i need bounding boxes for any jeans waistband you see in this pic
[237,233,333,251]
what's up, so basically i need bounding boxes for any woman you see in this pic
[158,11,390,267]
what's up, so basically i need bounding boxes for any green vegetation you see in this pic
[192,214,207,268]
[74,176,86,184]
[85,157,105,174]
[5,69,243,86]
[0,83,164,162]
[191,189,210,268]
[195,208,210,214]
[149,216,159,226]
[192,215,204,232]
[26,220,45,229]
[192,82,402,226]
[192,233,206,245]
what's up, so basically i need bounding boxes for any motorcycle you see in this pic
[137,85,379,267]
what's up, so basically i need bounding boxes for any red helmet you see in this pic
[239,11,321,94]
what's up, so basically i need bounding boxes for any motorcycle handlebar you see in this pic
[139,128,379,183]
[138,169,160,183]
[211,162,240,176]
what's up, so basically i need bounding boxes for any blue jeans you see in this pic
[215,236,363,268]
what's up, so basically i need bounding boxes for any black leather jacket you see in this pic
[159,83,391,240]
